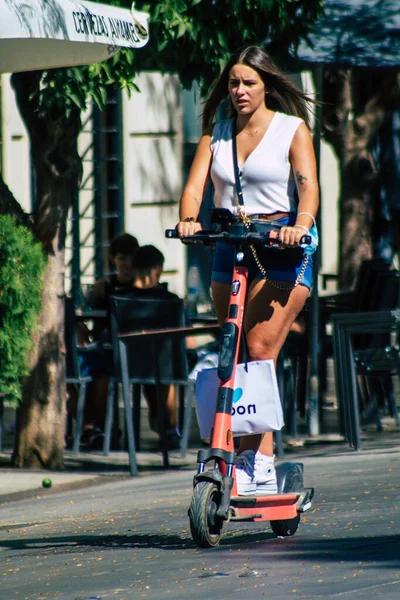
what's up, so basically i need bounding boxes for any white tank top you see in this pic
[210,112,303,215]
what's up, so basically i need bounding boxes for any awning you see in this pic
[0,0,149,74]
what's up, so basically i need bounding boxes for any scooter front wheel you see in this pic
[189,481,224,548]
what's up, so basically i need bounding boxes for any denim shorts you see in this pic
[211,215,319,290]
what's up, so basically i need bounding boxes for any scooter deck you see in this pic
[229,489,313,522]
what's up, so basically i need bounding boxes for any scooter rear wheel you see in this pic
[269,515,300,537]
[189,481,223,548]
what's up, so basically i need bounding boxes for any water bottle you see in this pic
[187,260,200,317]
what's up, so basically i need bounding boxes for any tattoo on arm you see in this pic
[296,171,308,185]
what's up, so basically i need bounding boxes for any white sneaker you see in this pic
[235,449,256,495]
[254,452,278,495]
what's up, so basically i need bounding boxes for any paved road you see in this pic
[0,448,400,600]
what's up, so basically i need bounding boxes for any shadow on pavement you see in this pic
[0,531,399,566]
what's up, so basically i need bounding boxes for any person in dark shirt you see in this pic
[128,245,182,448]
[68,233,140,449]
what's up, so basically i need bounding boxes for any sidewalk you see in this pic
[0,447,200,504]
[0,417,202,503]
[0,401,210,503]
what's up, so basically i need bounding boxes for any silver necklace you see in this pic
[241,128,259,138]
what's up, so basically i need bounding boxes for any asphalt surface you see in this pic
[1,427,400,600]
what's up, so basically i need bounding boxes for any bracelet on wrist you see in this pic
[297,212,316,228]
[183,217,196,222]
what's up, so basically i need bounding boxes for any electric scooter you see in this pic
[166,208,314,548]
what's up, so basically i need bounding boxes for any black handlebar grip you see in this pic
[165,229,179,239]
[301,235,312,245]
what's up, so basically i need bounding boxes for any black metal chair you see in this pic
[329,268,400,447]
[65,296,114,454]
[353,270,400,429]
[354,345,400,429]
[108,295,190,475]
[332,309,400,450]
[319,259,392,404]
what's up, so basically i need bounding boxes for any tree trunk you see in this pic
[11,71,82,469]
[321,69,400,289]
[13,254,66,469]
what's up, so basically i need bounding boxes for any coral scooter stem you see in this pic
[210,264,247,475]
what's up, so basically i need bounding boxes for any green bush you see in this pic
[0,215,45,406]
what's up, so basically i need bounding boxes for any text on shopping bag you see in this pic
[195,360,284,438]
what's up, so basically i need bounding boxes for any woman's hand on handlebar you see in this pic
[278,225,309,247]
[176,220,202,237]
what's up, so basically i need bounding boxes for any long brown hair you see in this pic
[202,45,315,131]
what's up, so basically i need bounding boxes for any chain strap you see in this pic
[237,211,308,291]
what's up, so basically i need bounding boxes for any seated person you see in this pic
[128,245,182,448]
[67,232,139,449]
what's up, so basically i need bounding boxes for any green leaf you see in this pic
[125,50,134,65]
[101,62,112,80]
[68,93,85,110]
[177,22,187,38]
[98,86,107,106]
[91,88,104,111]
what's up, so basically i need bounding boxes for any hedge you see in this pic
[0,215,45,406]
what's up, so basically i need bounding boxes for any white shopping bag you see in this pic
[195,360,284,439]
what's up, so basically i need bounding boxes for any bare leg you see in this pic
[211,281,231,326]
[165,385,177,431]
[143,384,177,431]
[84,379,109,430]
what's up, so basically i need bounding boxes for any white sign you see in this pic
[0,0,149,73]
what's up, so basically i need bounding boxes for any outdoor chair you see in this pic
[353,270,400,428]
[106,295,220,475]
[320,258,391,314]
[329,268,400,444]
[108,295,190,475]
[332,309,400,450]
[354,345,400,430]
[319,259,394,405]
[64,296,114,455]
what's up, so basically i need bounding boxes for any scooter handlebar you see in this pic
[165,229,180,239]
[165,228,311,247]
